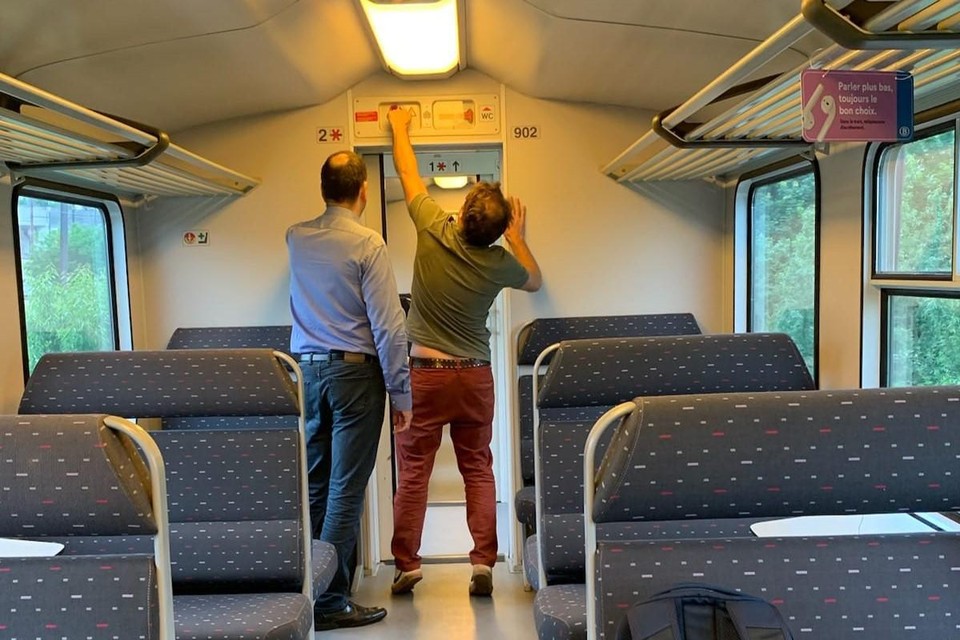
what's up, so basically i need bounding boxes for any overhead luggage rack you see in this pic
[0,72,259,199]
[604,0,960,185]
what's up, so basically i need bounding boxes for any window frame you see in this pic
[739,161,821,383]
[11,179,131,380]
[878,288,960,387]
[871,122,957,282]
[865,113,960,387]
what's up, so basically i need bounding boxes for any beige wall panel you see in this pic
[0,182,25,413]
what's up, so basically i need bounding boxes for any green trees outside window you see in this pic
[876,129,954,276]
[16,195,116,373]
[877,126,960,387]
[749,170,817,376]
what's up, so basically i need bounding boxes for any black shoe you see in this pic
[314,601,387,631]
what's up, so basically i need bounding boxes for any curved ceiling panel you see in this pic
[0,0,298,76]
[521,0,809,43]
[13,0,379,132]
[468,0,812,112]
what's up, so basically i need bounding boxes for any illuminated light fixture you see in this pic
[433,175,469,189]
[358,0,465,78]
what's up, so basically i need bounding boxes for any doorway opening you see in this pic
[360,146,516,568]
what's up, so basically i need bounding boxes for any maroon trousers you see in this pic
[391,365,497,570]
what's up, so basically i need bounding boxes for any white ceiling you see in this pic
[0,0,823,132]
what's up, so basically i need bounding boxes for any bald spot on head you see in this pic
[321,151,367,205]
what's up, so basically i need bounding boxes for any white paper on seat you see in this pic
[750,514,935,538]
[0,538,65,557]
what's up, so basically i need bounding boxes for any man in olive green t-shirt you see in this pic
[387,106,542,597]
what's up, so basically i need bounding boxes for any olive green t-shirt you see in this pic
[406,193,528,361]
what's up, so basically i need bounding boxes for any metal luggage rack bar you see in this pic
[0,71,259,199]
[603,0,960,185]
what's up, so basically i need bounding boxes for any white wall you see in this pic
[135,71,726,349]
[817,145,867,389]
[501,91,725,339]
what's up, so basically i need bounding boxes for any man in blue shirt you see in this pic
[287,150,412,630]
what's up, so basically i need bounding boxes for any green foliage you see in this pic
[885,130,954,273]
[889,296,960,387]
[21,223,113,372]
[751,172,816,374]
[883,131,960,387]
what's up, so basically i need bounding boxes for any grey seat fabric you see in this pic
[590,386,960,639]
[534,584,589,640]
[18,350,323,640]
[0,414,164,639]
[165,326,298,430]
[167,325,293,353]
[537,333,814,409]
[516,313,701,366]
[173,593,312,640]
[532,333,815,639]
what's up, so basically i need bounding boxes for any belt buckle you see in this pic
[343,352,366,364]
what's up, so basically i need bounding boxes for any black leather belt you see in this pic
[299,350,376,364]
[409,356,489,369]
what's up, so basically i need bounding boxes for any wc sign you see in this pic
[801,69,913,143]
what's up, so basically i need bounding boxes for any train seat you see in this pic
[18,349,327,639]
[513,313,702,535]
[531,333,815,639]
[587,386,960,640]
[0,413,174,639]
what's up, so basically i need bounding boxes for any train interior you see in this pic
[2,1,960,639]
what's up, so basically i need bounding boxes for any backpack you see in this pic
[616,583,795,640]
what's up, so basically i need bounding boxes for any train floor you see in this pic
[319,561,537,639]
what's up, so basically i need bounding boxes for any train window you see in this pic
[868,121,960,387]
[882,290,960,386]
[14,190,125,375]
[875,127,955,278]
[747,168,818,375]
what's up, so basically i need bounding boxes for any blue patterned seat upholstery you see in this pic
[0,414,171,639]
[516,313,701,367]
[589,386,960,640]
[18,350,326,639]
[164,326,299,431]
[532,333,814,639]
[514,314,702,534]
[167,325,293,353]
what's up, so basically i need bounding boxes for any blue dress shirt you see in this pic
[287,207,411,411]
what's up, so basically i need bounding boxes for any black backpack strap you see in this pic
[724,599,795,640]
[618,598,681,640]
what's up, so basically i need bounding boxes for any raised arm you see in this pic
[504,196,542,292]
[387,107,427,205]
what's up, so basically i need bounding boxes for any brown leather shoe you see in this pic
[314,601,387,630]
[469,564,493,596]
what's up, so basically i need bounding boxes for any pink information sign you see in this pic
[801,69,913,143]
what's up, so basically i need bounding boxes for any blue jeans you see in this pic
[302,359,386,612]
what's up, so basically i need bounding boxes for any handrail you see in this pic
[102,415,175,640]
[6,112,171,172]
[0,70,259,198]
[531,342,561,590]
[583,401,637,640]
[651,75,810,150]
[802,0,960,49]
[604,0,960,184]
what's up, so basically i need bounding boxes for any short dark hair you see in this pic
[460,182,511,247]
[320,151,366,204]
